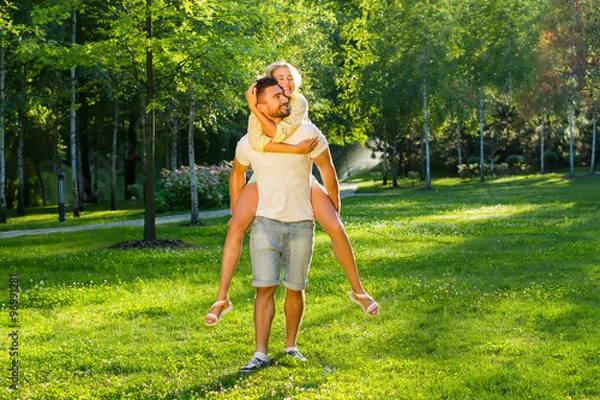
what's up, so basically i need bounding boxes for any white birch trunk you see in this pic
[540,113,545,174]
[0,46,6,223]
[70,10,80,216]
[568,2,576,179]
[591,107,597,175]
[457,118,462,168]
[188,97,199,225]
[568,67,575,178]
[111,95,119,210]
[479,83,485,182]
[423,77,431,189]
[17,116,24,216]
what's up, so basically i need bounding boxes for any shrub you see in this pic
[458,162,498,178]
[156,163,232,213]
[543,151,559,164]
[465,156,480,165]
[407,171,420,180]
[495,162,509,175]
[505,154,525,167]
[126,183,144,200]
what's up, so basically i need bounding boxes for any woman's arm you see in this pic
[263,137,319,154]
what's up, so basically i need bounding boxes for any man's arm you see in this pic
[229,158,249,214]
[313,148,340,211]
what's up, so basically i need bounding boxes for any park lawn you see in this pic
[1,174,599,399]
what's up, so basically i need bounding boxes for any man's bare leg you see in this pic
[255,286,278,355]
[284,288,305,350]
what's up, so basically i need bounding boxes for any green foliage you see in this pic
[1,175,599,398]
[544,151,559,164]
[505,154,525,167]
[155,163,231,213]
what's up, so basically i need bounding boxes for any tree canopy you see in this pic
[1,0,598,228]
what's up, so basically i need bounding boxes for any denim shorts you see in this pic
[250,216,315,291]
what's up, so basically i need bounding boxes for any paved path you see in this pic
[0,183,359,239]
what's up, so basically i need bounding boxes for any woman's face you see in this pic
[272,66,295,97]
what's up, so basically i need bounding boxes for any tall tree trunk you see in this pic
[17,110,24,216]
[457,118,463,168]
[188,96,199,225]
[591,106,597,175]
[170,116,179,171]
[423,76,431,190]
[568,66,575,179]
[0,45,6,223]
[391,140,398,188]
[111,95,119,210]
[568,1,577,179]
[77,136,85,211]
[540,113,546,174]
[381,124,388,186]
[479,82,485,183]
[382,145,388,186]
[507,19,513,103]
[70,10,80,217]
[17,62,25,216]
[143,0,156,240]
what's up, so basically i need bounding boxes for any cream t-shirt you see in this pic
[235,121,328,222]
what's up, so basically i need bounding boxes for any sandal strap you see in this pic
[210,298,229,308]
[351,290,373,301]
[205,312,219,321]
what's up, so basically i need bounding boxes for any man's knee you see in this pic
[257,286,278,298]
[285,288,304,300]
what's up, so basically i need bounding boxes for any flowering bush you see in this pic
[155,163,232,213]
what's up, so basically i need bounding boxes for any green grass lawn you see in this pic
[1,174,599,399]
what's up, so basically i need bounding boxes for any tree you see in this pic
[187,92,199,225]
[70,9,79,217]
[0,0,15,223]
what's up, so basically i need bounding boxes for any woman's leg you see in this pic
[311,182,378,315]
[205,183,258,325]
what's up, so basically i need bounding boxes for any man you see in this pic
[230,77,340,373]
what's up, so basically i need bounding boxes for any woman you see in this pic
[205,61,379,326]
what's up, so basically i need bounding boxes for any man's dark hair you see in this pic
[255,77,280,103]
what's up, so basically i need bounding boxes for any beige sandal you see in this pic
[349,290,379,317]
[205,298,233,326]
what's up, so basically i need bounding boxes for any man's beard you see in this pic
[274,105,290,118]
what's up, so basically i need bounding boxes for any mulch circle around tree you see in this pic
[109,239,192,250]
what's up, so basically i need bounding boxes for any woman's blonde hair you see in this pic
[263,61,302,94]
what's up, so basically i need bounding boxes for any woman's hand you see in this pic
[293,137,319,154]
[246,82,258,111]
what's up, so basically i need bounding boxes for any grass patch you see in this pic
[1,174,599,399]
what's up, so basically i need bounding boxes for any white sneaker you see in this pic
[239,357,270,373]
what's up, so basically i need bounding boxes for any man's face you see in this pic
[257,84,290,120]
